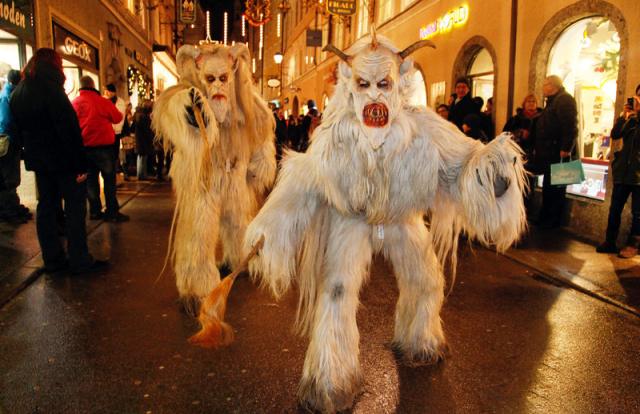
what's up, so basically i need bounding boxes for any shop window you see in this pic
[377,0,393,24]
[406,70,427,107]
[467,48,493,111]
[548,17,619,160]
[430,81,446,110]
[0,29,24,76]
[357,0,370,39]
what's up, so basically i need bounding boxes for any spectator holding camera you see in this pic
[596,85,640,258]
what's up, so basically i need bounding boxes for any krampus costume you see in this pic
[152,42,276,315]
[241,34,526,413]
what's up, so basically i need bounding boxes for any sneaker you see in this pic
[104,212,130,222]
[89,212,104,220]
[71,259,109,274]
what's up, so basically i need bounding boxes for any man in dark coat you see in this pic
[448,77,480,131]
[597,88,640,258]
[532,74,578,228]
[9,48,108,274]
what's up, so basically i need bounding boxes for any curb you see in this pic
[0,181,153,310]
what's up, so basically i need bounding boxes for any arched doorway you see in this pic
[528,0,628,158]
[406,64,427,107]
[452,36,497,118]
[547,17,620,159]
[468,48,494,111]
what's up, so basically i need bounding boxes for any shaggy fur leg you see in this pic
[385,216,449,366]
[298,215,371,413]
[173,189,222,314]
[219,205,251,270]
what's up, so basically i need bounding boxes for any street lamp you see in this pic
[274,52,283,64]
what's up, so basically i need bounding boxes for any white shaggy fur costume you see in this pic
[152,42,276,315]
[243,34,526,413]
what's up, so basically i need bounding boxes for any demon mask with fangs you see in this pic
[323,31,435,149]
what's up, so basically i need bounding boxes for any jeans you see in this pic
[85,146,119,216]
[606,183,640,239]
[137,154,148,180]
[0,140,22,216]
[35,171,93,270]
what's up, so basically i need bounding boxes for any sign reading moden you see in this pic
[0,0,34,41]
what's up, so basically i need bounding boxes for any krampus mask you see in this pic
[177,42,247,124]
[324,32,435,149]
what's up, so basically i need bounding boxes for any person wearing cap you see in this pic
[72,76,128,222]
[103,83,126,177]
[448,77,481,131]
[0,69,31,223]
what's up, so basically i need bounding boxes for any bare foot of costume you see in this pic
[152,42,276,316]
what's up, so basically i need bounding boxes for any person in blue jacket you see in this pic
[0,69,31,223]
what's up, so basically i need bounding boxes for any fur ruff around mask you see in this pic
[231,34,527,414]
[152,42,276,316]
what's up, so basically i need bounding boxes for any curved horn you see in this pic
[322,44,351,65]
[176,45,202,77]
[398,39,436,60]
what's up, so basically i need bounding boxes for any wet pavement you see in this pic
[0,181,639,413]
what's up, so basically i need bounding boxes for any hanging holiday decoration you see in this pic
[244,0,272,26]
[127,65,153,99]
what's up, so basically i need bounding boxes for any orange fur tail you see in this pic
[188,235,265,349]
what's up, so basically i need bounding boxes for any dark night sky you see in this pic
[198,0,237,42]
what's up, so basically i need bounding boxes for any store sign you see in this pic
[419,5,468,39]
[134,50,149,68]
[53,23,99,71]
[0,0,34,41]
[179,0,196,24]
[327,0,356,16]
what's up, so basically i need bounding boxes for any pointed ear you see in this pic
[229,42,250,73]
[399,56,414,75]
[338,60,352,82]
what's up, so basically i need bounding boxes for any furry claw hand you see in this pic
[476,167,511,198]
[185,88,206,128]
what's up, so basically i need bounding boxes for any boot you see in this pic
[596,231,618,254]
[618,235,640,259]
[596,240,618,254]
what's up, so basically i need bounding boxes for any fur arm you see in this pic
[409,108,526,255]
[246,92,277,194]
[456,133,527,251]
[151,81,218,152]
[243,151,322,298]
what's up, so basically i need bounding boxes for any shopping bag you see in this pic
[0,134,9,157]
[550,158,585,186]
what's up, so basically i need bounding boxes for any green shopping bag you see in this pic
[550,158,585,186]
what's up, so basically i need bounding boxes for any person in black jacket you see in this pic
[503,93,543,215]
[10,48,108,274]
[596,88,640,258]
[531,75,578,228]
[448,77,480,131]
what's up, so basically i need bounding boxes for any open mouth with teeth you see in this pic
[363,103,389,127]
